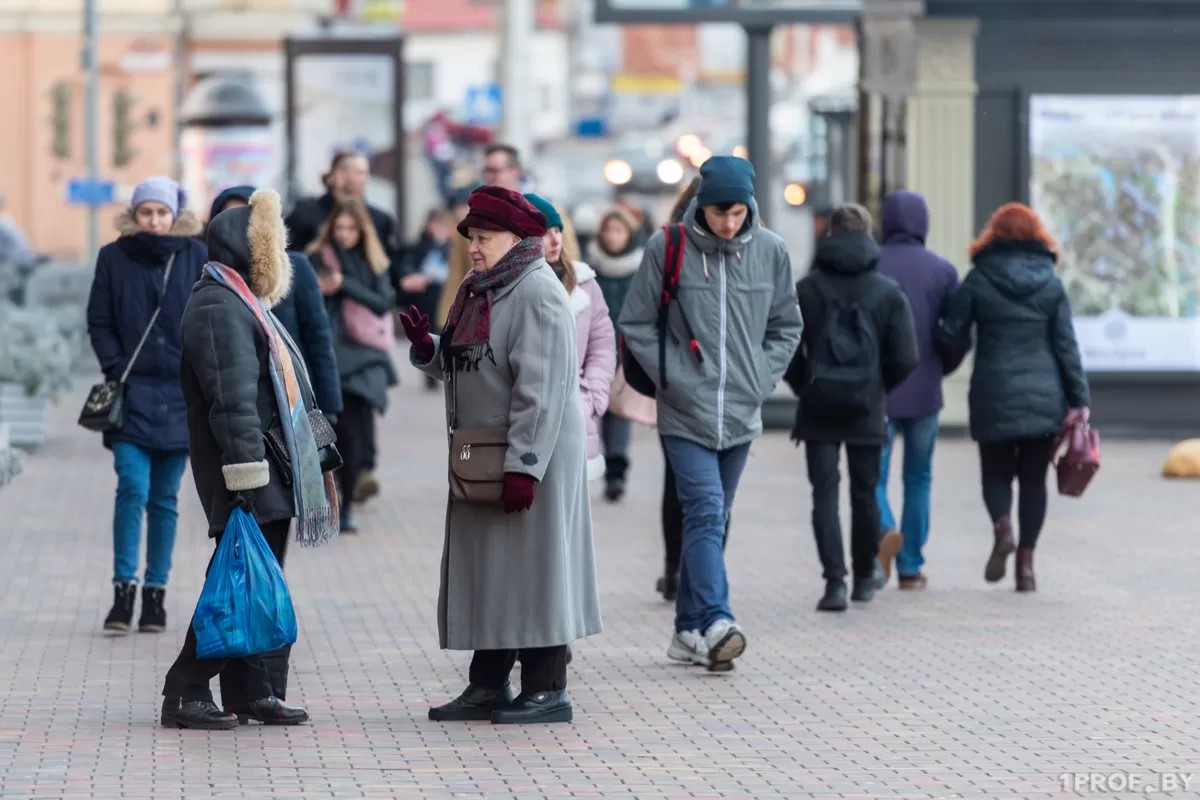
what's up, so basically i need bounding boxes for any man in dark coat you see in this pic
[873,191,960,591]
[161,189,311,731]
[210,186,342,419]
[785,203,918,612]
[285,150,397,260]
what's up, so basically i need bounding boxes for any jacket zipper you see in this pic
[716,251,728,448]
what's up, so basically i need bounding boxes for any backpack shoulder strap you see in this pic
[661,223,686,304]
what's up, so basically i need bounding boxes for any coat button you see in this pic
[161,404,168,412]
[157,336,165,345]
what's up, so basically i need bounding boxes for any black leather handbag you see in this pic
[79,254,175,433]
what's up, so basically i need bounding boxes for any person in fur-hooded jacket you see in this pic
[161,189,338,731]
[86,176,206,636]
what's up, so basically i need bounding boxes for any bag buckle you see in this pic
[460,445,471,461]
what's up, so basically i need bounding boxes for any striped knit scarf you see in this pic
[205,262,339,547]
[442,236,544,373]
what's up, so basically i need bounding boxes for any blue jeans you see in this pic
[661,436,751,634]
[112,441,187,587]
[876,415,939,577]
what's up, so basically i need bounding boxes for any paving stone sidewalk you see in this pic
[1,367,1198,799]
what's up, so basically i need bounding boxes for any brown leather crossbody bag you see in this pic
[447,367,507,505]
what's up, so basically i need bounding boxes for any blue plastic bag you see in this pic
[192,508,298,660]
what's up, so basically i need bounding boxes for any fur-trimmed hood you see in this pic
[205,189,293,307]
[115,208,203,238]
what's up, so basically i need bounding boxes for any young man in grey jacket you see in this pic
[619,156,803,672]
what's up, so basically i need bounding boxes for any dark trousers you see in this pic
[979,436,1055,550]
[336,394,375,504]
[469,646,568,694]
[661,435,730,577]
[806,441,883,582]
[162,519,292,706]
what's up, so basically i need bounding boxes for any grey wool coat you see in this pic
[412,260,604,651]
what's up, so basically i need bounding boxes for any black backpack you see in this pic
[800,273,880,420]
[620,223,698,398]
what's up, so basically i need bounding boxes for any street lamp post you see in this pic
[500,0,534,158]
[82,0,100,261]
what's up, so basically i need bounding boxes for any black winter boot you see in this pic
[604,456,629,502]
[138,587,166,632]
[104,582,138,632]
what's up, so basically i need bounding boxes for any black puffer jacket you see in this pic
[936,240,1090,444]
[181,192,314,536]
[786,231,918,445]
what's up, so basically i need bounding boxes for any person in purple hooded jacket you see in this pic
[873,190,960,590]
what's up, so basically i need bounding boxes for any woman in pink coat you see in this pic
[526,194,616,481]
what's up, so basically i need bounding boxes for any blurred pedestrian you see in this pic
[873,191,960,591]
[424,111,459,206]
[527,193,616,483]
[308,200,398,533]
[162,188,327,730]
[209,186,342,422]
[587,207,644,502]
[0,192,36,268]
[436,144,524,328]
[786,203,917,613]
[621,157,803,672]
[286,150,398,265]
[394,207,452,390]
[812,206,835,241]
[936,202,1090,593]
[400,186,602,724]
[656,176,708,600]
[86,176,206,634]
[613,189,655,245]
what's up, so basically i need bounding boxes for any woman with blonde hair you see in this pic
[937,202,1089,592]
[308,199,398,533]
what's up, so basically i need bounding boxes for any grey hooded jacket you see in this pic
[618,198,804,451]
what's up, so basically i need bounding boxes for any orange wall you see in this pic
[0,32,178,257]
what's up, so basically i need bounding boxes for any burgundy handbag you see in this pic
[1053,418,1100,497]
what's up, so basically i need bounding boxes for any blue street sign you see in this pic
[66,178,116,206]
[464,84,503,126]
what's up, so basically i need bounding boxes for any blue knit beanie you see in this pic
[696,156,755,208]
[131,176,187,219]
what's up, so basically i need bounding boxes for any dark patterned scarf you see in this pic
[442,236,544,373]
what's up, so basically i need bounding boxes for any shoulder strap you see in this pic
[662,223,686,303]
[119,252,176,384]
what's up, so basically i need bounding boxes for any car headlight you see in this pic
[676,133,703,158]
[604,159,633,186]
[687,146,712,168]
[784,182,808,207]
[656,158,684,185]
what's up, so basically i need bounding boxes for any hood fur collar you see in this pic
[115,208,202,238]
[569,261,596,316]
[246,189,292,307]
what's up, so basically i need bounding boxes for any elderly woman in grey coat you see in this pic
[399,185,602,725]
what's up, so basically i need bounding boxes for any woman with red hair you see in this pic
[936,202,1089,592]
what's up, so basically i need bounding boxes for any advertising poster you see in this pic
[293,54,397,218]
[1029,94,1200,371]
[181,127,277,222]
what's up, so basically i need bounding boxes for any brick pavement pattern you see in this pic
[1,365,1199,799]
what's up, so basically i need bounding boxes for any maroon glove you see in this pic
[502,472,537,514]
[398,305,435,362]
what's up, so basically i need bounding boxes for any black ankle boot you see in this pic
[816,580,848,612]
[138,587,166,632]
[604,456,629,502]
[429,684,516,722]
[161,698,239,730]
[104,582,137,632]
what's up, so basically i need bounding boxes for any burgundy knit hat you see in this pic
[457,185,548,239]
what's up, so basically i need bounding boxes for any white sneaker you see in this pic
[667,630,709,667]
[703,620,746,672]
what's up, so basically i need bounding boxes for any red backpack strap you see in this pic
[662,223,686,299]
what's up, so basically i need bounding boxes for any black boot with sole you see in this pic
[104,581,138,632]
